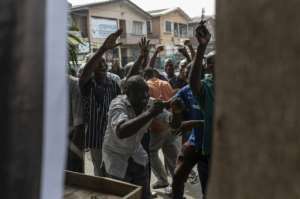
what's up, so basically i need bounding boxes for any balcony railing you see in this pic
[119,33,159,45]
[119,33,145,44]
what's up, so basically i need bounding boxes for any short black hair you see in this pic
[207,55,215,65]
[124,75,148,94]
[143,68,155,80]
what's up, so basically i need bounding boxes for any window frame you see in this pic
[165,20,172,33]
[132,21,144,36]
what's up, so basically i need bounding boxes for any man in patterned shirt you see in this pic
[79,29,122,176]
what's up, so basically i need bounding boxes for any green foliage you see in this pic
[67,17,84,74]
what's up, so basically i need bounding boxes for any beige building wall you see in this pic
[88,2,148,46]
[159,11,190,45]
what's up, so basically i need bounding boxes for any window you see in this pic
[174,23,179,37]
[165,21,172,33]
[173,23,188,37]
[188,26,194,37]
[179,24,188,37]
[80,16,88,37]
[132,21,143,35]
[147,21,152,34]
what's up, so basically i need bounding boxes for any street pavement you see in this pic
[84,150,202,199]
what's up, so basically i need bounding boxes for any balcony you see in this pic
[119,33,146,45]
[119,33,160,45]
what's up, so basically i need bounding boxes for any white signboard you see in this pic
[78,41,90,54]
[91,17,118,39]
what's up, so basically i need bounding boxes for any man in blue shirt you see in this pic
[171,22,214,199]
[172,85,208,199]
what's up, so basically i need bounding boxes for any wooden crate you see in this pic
[64,171,142,199]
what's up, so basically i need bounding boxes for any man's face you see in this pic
[165,61,175,77]
[94,58,107,80]
[179,63,187,79]
[127,84,150,114]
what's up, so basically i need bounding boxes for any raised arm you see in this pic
[177,120,204,134]
[189,22,211,97]
[79,29,122,86]
[126,37,150,79]
[184,40,196,59]
[177,45,192,63]
[148,45,164,68]
[117,101,165,139]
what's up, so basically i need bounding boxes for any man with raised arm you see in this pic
[171,22,214,199]
[79,29,122,176]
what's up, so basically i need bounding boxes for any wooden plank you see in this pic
[65,171,142,199]
[64,185,122,199]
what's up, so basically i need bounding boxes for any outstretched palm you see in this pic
[139,37,150,57]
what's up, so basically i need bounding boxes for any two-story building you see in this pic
[71,0,156,66]
[148,7,191,66]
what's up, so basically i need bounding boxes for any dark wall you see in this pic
[209,1,300,199]
[0,0,45,198]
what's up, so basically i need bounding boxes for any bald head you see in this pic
[124,75,149,113]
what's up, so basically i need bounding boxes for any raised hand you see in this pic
[156,45,164,53]
[184,40,192,46]
[196,23,211,47]
[177,45,191,62]
[177,45,189,56]
[102,29,123,51]
[139,37,150,57]
[148,100,165,116]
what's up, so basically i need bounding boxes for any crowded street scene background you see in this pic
[67,0,215,198]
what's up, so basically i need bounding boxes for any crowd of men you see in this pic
[67,22,214,199]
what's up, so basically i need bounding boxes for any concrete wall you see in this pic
[0,0,45,198]
[208,0,300,199]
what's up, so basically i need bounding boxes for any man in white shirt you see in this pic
[102,75,172,199]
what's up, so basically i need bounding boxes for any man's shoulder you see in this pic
[107,72,121,86]
[201,78,214,91]
[107,72,121,81]
[110,95,129,108]
[177,85,191,95]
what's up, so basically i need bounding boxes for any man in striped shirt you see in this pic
[79,29,122,176]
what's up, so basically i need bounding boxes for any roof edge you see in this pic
[71,0,151,18]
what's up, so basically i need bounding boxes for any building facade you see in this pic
[148,7,191,68]
[71,0,156,66]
